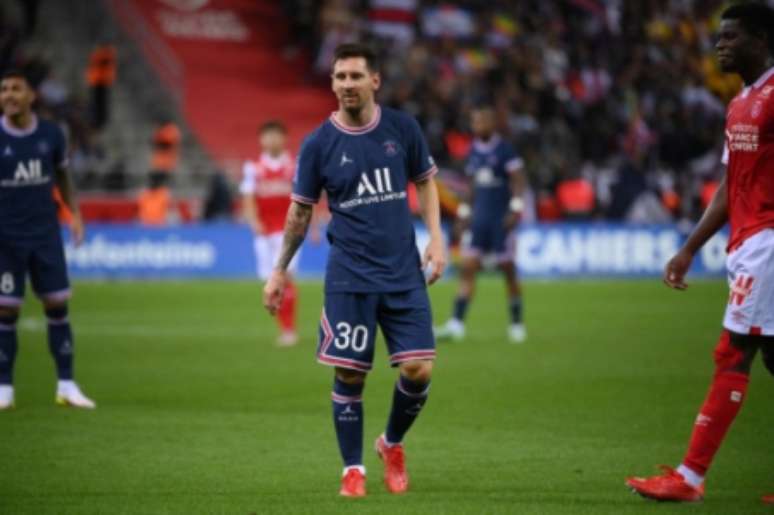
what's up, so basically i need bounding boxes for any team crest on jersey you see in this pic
[761,85,774,98]
[37,141,50,154]
[751,100,763,119]
[383,140,399,157]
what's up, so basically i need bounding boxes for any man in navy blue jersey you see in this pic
[263,43,445,497]
[0,70,95,410]
[435,105,527,343]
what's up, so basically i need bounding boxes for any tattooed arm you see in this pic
[263,201,314,315]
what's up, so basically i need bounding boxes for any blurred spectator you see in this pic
[16,0,39,36]
[368,0,418,47]
[85,43,117,131]
[138,173,172,226]
[313,0,361,76]
[202,171,234,222]
[556,178,595,220]
[150,119,181,175]
[290,0,737,222]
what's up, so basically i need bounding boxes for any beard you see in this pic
[341,99,363,118]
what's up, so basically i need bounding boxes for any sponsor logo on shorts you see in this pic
[730,310,747,325]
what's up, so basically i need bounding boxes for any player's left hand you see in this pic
[70,213,85,247]
[423,236,446,285]
[503,212,521,231]
[263,268,288,315]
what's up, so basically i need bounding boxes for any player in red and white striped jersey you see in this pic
[627,4,774,503]
[241,121,299,346]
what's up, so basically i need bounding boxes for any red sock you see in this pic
[277,280,297,333]
[683,332,749,476]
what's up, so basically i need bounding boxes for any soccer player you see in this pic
[241,121,299,346]
[0,70,95,410]
[626,4,774,503]
[263,43,445,497]
[434,105,527,343]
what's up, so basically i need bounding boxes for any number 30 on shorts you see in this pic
[334,322,369,352]
[0,272,14,295]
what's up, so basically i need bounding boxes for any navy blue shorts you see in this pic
[463,221,515,262]
[317,288,436,372]
[0,236,71,307]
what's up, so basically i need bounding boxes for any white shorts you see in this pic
[254,233,299,280]
[723,228,774,336]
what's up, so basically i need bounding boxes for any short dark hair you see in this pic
[722,2,774,54]
[332,43,378,72]
[259,120,286,134]
[1,68,31,86]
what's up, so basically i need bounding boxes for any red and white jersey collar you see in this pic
[740,65,774,98]
[259,151,291,169]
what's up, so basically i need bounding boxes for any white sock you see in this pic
[677,464,704,488]
[342,465,365,476]
[57,380,75,392]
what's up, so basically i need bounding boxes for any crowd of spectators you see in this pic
[284,0,748,223]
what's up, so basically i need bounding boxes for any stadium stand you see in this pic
[0,0,214,213]
[0,0,746,224]
[284,0,738,223]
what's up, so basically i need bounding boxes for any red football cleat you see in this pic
[626,466,704,502]
[339,468,366,498]
[375,434,408,494]
[762,494,774,504]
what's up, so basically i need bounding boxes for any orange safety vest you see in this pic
[556,179,595,215]
[86,45,117,87]
[138,187,171,225]
[151,123,181,172]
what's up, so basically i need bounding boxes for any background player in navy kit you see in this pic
[0,70,95,410]
[263,43,445,497]
[435,105,527,343]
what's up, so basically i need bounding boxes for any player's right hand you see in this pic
[71,213,85,247]
[423,236,447,286]
[663,249,693,290]
[263,269,287,315]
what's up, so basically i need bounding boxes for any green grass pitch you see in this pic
[0,278,772,515]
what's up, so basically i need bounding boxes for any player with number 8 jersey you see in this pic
[263,43,446,497]
[0,70,95,410]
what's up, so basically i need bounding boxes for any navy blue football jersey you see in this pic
[293,106,437,293]
[465,134,523,224]
[0,115,67,243]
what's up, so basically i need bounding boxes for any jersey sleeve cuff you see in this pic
[239,184,255,195]
[505,157,524,173]
[412,165,438,183]
[291,193,318,205]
